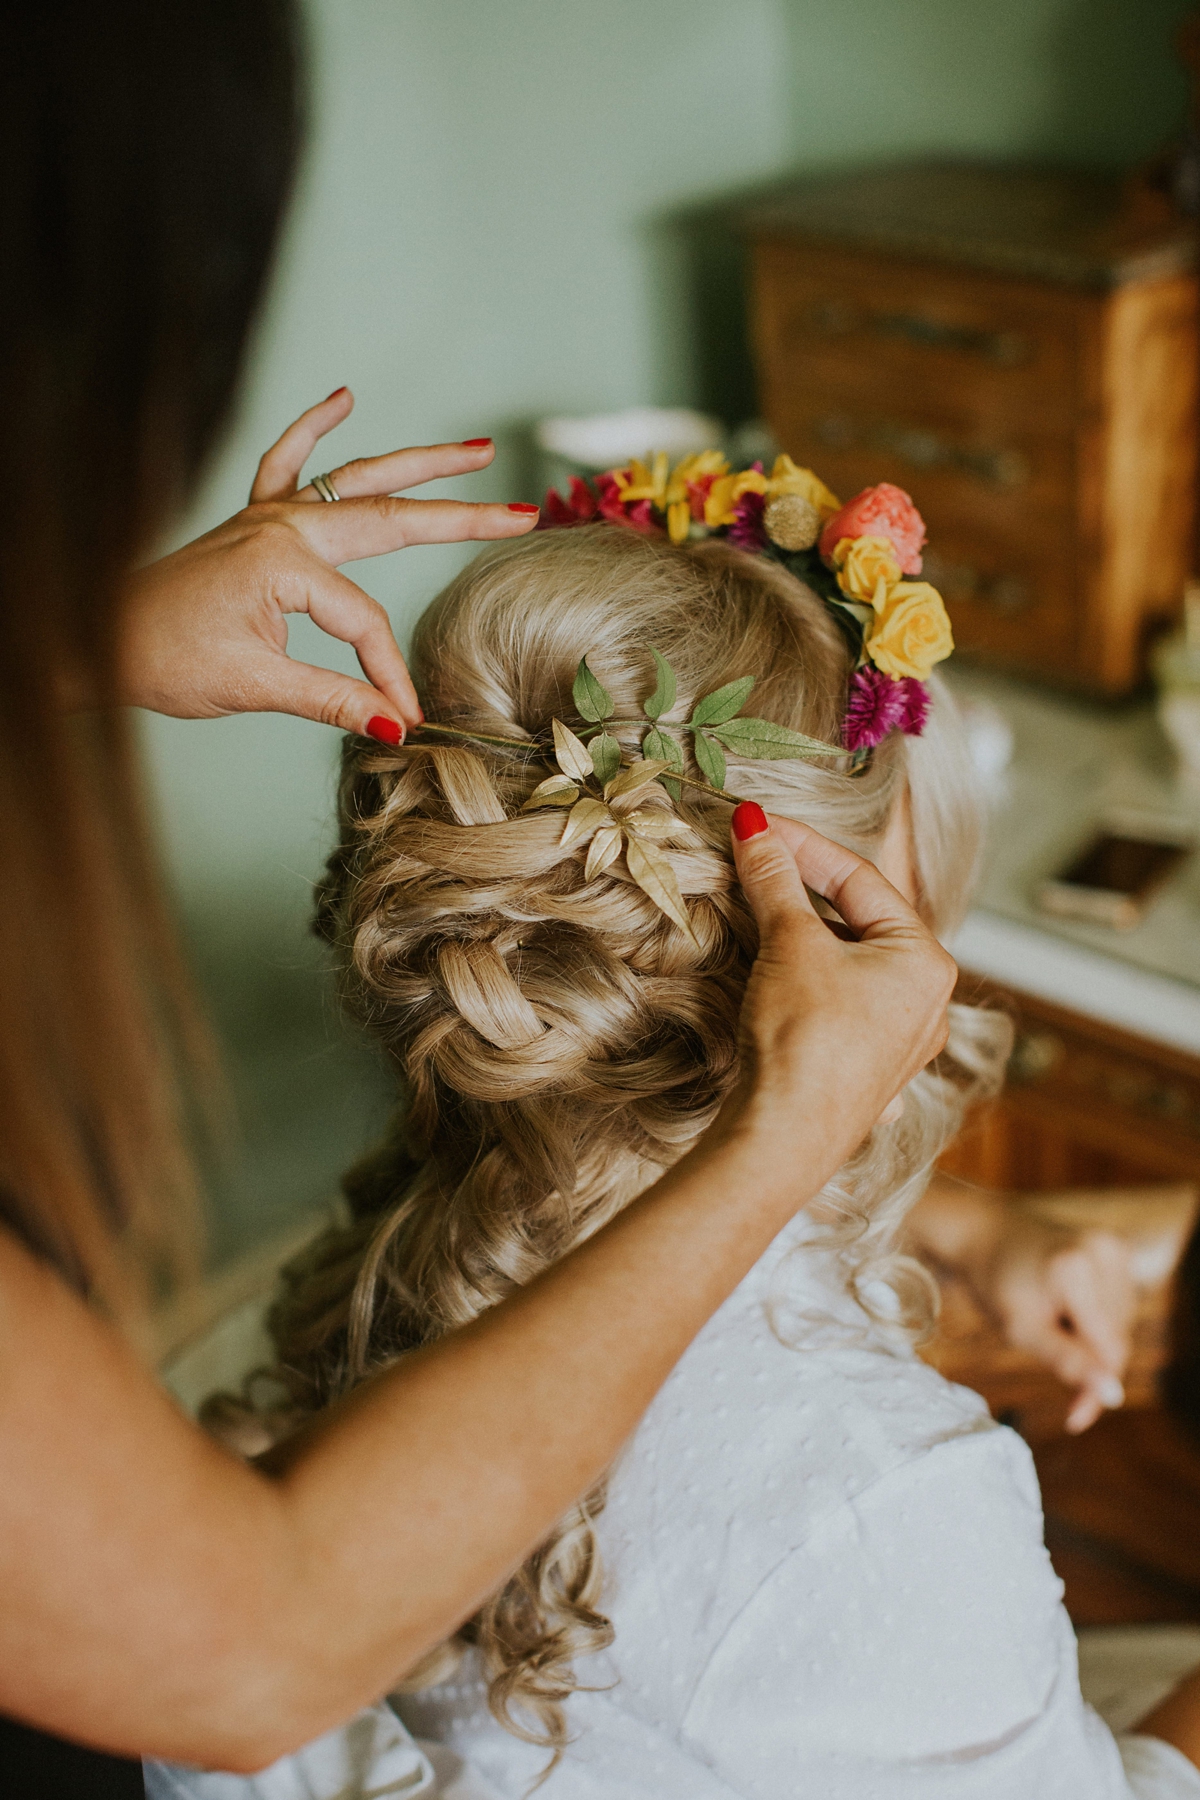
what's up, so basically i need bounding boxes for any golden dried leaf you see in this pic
[605,757,671,802]
[629,806,676,838]
[560,797,611,848]
[585,824,625,880]
[552,718,595,783]
[624,834,698,943]
[523,774,579,810]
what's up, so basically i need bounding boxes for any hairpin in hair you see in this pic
[539,451,954,759]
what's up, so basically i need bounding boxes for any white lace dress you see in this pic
[395,1212,1200,1799]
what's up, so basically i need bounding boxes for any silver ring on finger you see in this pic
[311,471,342,502]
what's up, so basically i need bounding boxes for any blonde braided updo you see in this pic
[256,525,1008,1760]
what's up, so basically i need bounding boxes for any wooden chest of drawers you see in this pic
[742,165,1200,694]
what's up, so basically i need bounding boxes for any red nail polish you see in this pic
[326,386,348,400]
[731,801,769,842]
[366,715,404,746]
[508,502,540,514]
[462,437,493,448]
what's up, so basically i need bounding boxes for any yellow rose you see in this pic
[833,535,902,607]
[865,582,954,680]
[765,455,841,519]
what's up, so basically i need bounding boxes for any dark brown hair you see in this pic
[0,2,303,1319]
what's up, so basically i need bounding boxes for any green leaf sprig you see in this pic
[409,648,841,939]
[567,651,838,802]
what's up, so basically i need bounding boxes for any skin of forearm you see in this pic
[0,1097,838,1772]
[904,1172,1007,1293]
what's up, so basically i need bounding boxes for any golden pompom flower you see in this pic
[764,493,821,552]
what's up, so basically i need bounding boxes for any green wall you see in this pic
[147,0,1196,913]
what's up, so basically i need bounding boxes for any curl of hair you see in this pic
[251,527,1010,1762]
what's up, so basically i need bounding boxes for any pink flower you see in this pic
[819,483,927,575]
[895,676,930,736]
[842,667,904,751]
[540,475,599,529]
[728,488,767,550]
[595,473,663,535]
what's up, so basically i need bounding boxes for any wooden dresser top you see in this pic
[737,162,1197,290]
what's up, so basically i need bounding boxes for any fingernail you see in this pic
[1095,1376,1125,1409]
[731,801,769,842]
[366,715,404,746]
[508,502,539,514]
[463,437,493,448]
[326,386,348,400]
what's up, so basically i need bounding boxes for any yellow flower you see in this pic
[704,466,767,528]
[618,452,671,506]
[764,455,841,519]
[832,535,902,609]
[865,582,954,680]
[619,450,730,543]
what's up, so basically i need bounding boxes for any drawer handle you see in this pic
[921,551,1032,614]
[801,302,1032,367]
[813,412,1029,490]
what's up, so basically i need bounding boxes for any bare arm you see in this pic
[0,814,953,1772]
[908,1173,1134,1432]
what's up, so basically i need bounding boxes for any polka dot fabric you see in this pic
[398,1215,1200,1798]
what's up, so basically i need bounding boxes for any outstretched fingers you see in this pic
[251,388,356,503]
[293,440,498,503]
[288,495,539,565]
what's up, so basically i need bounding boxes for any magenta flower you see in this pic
[843,667,904,751]
[728,488,767,550]
[895,677,930,736]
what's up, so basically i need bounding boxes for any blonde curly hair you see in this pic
[250,524,1008,1762]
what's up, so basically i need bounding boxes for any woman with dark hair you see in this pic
[0,5,957,1792]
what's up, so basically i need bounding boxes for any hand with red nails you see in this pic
[117,389,537,736]
[724,804,957,1180]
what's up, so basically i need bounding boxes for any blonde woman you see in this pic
[209,525,1200,1798]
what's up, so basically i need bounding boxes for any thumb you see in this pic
[242,651,407,741]
[729,803,818,939]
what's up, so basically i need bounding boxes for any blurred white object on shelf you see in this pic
[1153,581,1200,790]
[535,408,724,504]
[535,407,723,472]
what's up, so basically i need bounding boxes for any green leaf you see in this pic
[690,675,755,727]
[709,716,840,760]
[692,730,727,790]
[643,726,683,802]
[643,648,677,722]
[590,731,621,785]
[573,656,614,723]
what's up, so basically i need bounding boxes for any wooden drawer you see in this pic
[767,389,1075,530]
[746,220,1199,694]
[753,242,1085,433]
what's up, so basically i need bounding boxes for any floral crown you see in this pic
[540,450,954,756]
[399,453,953,941]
